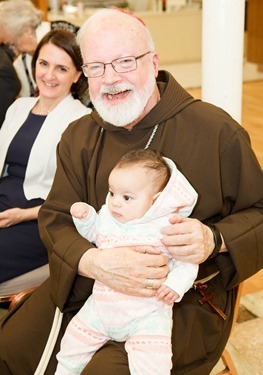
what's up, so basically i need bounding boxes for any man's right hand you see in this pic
[78,246,169,297]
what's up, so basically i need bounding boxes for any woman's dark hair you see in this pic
[31,29,88,99]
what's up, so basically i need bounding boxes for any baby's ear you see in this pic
[152,192,161,205]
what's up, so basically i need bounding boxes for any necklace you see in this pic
[99,123,159,149]
[33,100,56,116]
[144,124,159,149]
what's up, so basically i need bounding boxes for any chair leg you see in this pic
[216,348,238,375]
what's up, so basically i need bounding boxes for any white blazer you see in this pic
[0,94,91,200]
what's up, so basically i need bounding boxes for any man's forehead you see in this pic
[82,30,144,61]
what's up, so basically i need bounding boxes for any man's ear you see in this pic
[152,52,160,77]
[152,191,161,205]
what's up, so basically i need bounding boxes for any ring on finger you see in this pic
[146,279,154,289]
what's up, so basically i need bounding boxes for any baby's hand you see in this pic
[156,284,179,305]
[70,202,89,219]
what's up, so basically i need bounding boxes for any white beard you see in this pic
[90,68,156,127]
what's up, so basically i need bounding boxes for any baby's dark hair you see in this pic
[115,149,171,191]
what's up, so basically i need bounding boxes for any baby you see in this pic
[56,149,198,375]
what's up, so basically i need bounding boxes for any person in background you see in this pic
[0,0,21,128]
[0,42,21,127]
[0,0,43,94]
[0,29,91,289]
[56,149,198,375]
[0,8,262,375]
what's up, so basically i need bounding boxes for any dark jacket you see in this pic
[0,45,21,127]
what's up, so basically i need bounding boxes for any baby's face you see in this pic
[107,165,157,223]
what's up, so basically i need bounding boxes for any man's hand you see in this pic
[78,246,169,298]
[161,214,217,264]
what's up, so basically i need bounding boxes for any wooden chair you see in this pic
[0,264,49,310]
[217,349,238,375]
[2,287,37,311]
[216,283,243,375]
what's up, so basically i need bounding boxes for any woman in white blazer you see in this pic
[0,29,91,285]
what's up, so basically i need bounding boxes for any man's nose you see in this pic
[102,64,121,83]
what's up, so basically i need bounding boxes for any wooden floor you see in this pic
[188,80,263,295]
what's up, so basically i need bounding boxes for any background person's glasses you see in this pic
[82,51,153,78]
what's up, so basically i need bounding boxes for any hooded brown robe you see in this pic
[0,71,262,375]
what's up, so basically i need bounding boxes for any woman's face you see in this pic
[35,42,81,102]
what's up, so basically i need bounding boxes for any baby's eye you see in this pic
[123,195,131,201]
[109,191,114,197]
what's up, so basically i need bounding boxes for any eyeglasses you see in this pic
[82,51,153,78]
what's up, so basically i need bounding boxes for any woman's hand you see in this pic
[161,214,218,264]
[0,206,41,227]
[78,246,169,298]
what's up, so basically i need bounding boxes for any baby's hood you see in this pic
[143,157,198,221]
